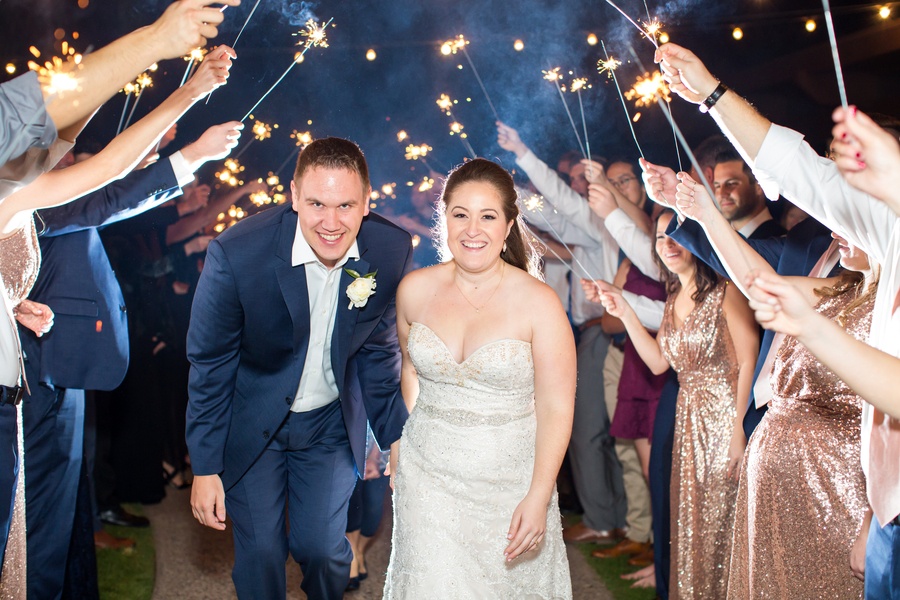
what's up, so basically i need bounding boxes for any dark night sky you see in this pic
[1,0,897,209]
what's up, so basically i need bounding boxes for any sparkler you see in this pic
[569,76,593,165]
[216,157,246,188]
[543,67,586,159]
[821,0,848,109]
[27,43,81,97]
[233,118,275,159]
[603,0,659,48]
[121,72,153,131]
[627,45,682,172]
[396,130,409,143]
[240,18,333,123]
[275,130,314,175]
[179,47,207,88]
[205,0,263,105]
[440,35,500,121]
[600,41,644,159]
[518,188,607,287]
[436,93,477,159]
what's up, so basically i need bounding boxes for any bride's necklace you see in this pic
[454,262,505,313]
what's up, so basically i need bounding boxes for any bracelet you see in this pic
[699,83,728,114]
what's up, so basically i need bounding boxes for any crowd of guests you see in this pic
[1,2,899,598]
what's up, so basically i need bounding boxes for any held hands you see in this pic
[496,122,528,158]
[655,43,719,105]
[191,474,227,531]
[639,158,678,207]
[744,271,818,337]
[151,0,241,60]
[183,45,236,101]
[674,171,716,223]
[505,492,547,561]
[831,106,900,205]
[15,300,54,338]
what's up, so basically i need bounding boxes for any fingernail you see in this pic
[858,161,866,168]
[850,106,857,116]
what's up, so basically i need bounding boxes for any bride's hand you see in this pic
[505,492,548,561]
[385,440,400,490]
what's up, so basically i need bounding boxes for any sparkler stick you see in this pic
[276,147,301,175]
[240,17,333,123]
[604,0,658,48]
[570,77,593,165]
[437,94,478,159]
[642,0,652,22]
[205,0,262,105]
[600,42,643,159]
[821,0,848,109]
[543,68,586,159]
[441,36,500,122]
[116,88,132,135]
[276,130,314,175]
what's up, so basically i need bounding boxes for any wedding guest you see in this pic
[591,210,758,598]
[675,172,873,597]
[654,42,900,596]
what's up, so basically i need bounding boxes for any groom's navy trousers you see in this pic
[227,401,357,600]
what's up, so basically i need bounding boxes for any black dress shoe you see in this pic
[345,576,360,591]
[99,507,150,528]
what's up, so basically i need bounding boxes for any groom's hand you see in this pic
[191,474,227,530]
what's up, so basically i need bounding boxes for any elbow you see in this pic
[649,363,669,376]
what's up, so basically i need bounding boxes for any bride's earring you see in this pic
[502,241,508,253]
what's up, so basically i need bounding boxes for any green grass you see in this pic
[564,515,657,600]
[96,505,155,600]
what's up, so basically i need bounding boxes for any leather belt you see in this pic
[0,385,24,406]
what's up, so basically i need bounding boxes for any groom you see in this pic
[187,137,411,598]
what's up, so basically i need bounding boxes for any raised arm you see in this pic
[0,47,235,229]
[673,171,777,297]
[44,0,240,131]
[505,283,575,562]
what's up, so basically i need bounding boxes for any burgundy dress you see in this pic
[609,265,668,440]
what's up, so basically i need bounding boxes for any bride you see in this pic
[383,158,575,599]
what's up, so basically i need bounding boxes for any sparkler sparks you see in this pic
[404,143,433,161]
[625,71,671,108]
[397,130,409,142]
[597,56,622,79]
[292,130,314,147]
[603,0,659,48]
[440,35,468,56]
[27,44,82,96]
[440,34,500,120]
[542,67,562,82]
[642,19,662,41]
[241,18,334,122]
[417,177,435,192]
[543,67,586,159]
[216,158,246,187]
[522,193,545,213]
[436,94,454,113]
[570,77,589,92]
[251,119,273,141]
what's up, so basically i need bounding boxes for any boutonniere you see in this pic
[345,268,377,309]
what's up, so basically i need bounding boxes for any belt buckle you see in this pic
[0,385,23,406]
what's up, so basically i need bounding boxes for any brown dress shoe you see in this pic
[94,529,136,550]
[591,538,650,559]
[562,521,627,544]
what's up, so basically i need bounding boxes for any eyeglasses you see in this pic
[610,176,637,189]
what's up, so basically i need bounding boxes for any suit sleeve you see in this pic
[355,242,413,450]
[36,158,181,236]
[667,218,785,277]
[185,239,244,476]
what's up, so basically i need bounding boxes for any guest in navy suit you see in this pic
[20,122,241,599]
[187,137,411,599]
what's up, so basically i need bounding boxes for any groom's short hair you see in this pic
[293,137,370,190]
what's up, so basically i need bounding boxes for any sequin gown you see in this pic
[0,217,41,599]
[384,322,571,599]
[658,280,740,599]
[727,292,872,599]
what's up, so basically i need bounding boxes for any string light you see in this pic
[805,18,817,32]
[879,5,891,19]
[5,63,15,75]
[658,32,670,44]
[514,39,524,51]
[587,33,598,46]
[366,48,376,61]
[732,27,744,40]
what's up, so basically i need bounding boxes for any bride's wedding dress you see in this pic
[383,322,571,599]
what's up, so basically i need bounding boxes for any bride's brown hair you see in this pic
[436,158,541,278]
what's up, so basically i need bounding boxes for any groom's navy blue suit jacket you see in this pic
[186,204,412,491]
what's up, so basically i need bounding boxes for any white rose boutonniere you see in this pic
[345,269,377,309]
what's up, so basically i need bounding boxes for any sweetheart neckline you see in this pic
[410,321,531,366]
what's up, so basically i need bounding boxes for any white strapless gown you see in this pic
[383,323,571,599]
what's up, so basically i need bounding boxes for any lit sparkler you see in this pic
[603,0,659,48]
[179,47,207,88]
[405,143,433,161]
[569,76,593,165]
[275,130,314,176]
[543,67,586,159]
[27,44,81,97]
[601,41,644,159]
[241,18,333,122]
[626,45,682,171]
[417,177,435,192]
[397,130,409,142]
[216,157,246,187]
[436,93,476,158]
[440,34,500,121]
[625,70,671,108]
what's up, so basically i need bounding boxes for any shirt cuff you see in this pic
[168,150,196,188]
[604,208,631,236]
[753,124,805,201]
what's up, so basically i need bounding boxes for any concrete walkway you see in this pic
[145,487,612,599]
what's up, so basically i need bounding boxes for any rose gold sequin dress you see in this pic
[727,291,872,599]
[0,216,40,600]
[658,280,740,599]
